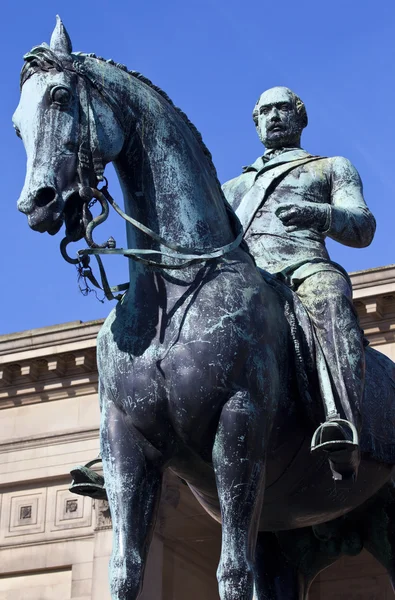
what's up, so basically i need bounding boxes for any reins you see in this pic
[61,183,244,301]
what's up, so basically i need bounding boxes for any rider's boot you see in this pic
[69,457,107,500]
[311,416,360,482]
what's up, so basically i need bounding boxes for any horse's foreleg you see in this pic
[101,399,162,600]
[213,390,267,600]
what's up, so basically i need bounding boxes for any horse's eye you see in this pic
[51,86,71,106]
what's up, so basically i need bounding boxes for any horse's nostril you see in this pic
[35,187,56,208]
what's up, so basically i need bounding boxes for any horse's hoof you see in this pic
[69,464,108,500]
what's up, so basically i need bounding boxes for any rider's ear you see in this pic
[50,15,73,57]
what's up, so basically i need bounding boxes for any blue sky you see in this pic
[0,0,394,334]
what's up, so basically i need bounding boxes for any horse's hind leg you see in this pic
[362,483,395,592]
[213,390,267,600]
[254,532,305,599]
[254,528,340,600]
[101,397,162,600]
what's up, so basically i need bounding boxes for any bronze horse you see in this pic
[13,17,395,600]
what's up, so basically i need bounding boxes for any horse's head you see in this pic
[13,17,125,238]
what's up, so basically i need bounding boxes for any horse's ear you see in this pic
[50,15,72,57]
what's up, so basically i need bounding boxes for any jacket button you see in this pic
[256,210,263,217]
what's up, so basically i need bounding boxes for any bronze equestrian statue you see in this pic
[13,17,395,600]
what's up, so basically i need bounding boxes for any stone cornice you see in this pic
[0,319,103,363]
[350,264,395,299]
[0,321,102,408]
[0,427,99,453]
[0,532,94,551]
[0,347,98,409]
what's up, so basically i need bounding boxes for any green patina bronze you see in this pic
[223,86,375,480]
[14,20,395,600]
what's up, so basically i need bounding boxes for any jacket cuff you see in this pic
[321,205,332,234]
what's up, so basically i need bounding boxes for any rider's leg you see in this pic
[101,396,163,600]
[212,390,268,600]
[296,271,364,479]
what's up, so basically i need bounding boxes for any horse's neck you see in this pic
[115,80,234,251]
[112,80,236,289]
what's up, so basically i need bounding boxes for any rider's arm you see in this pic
[327,156,376,248]
[222,174,255,213]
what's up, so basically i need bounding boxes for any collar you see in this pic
[242,147,311,173]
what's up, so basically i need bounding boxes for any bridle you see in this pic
[57,59,244,300]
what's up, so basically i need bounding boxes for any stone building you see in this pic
[0,264,394,600]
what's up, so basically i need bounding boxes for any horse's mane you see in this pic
[21,46,220,183]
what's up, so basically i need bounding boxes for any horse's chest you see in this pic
[101,343,167,415]
[96,305,232,442]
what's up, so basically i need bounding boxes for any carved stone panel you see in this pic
[48,486,92,532]
[2,488,46,539]
[94,499,112,530]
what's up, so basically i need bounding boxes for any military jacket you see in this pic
[222,148,376,282]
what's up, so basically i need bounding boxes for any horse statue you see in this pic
[13,17,395,600]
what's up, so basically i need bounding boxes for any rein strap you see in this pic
[65,186,244,301]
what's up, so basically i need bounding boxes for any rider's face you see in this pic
[255,88,303,149]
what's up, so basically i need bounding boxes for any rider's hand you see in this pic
[275,202,331,233]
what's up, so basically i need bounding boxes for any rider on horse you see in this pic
[70,86,375,496]
[222,86,376,481]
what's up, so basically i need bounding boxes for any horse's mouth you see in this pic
[28,190,90,241]
[63,191,87,242]
[27,190,87,239]
[28,209,63,235]
[47,219,64,235]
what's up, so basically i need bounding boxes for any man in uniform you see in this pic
[222,86,376,481]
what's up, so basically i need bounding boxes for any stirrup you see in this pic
[69,458,107,500]
[311,418,359,453]
[311,418,360,482]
